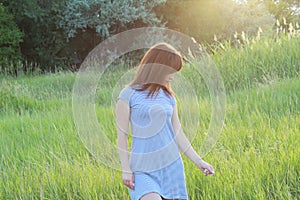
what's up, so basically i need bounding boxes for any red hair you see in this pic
[130,43,183,97]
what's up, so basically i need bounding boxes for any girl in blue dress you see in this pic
[116,43,214,200]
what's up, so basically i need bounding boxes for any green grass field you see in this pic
[1,35,299,199]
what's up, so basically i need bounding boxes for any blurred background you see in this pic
[0,0,299,75]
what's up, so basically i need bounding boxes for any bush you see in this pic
[0,4,23,75]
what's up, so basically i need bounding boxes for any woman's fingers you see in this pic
[123,180,134,189]
[205,164,214,175]
[198,161,215,176]
[128,175,135,190]
[122,173,135,190]
[123,179,132,189]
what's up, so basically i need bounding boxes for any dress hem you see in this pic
[132,190,188,200]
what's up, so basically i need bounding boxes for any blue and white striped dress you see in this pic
[118,85,188,200]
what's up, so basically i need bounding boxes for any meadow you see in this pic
[0,34,299,199]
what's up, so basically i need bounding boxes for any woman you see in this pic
[116,43,214,200]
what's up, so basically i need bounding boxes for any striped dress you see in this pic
[118,85,188,200]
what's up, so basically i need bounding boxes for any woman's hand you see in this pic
[122,171,135,190]
[197,160,215,176]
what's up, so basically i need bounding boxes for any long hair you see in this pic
[129,43,183,97]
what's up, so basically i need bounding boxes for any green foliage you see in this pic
[54,0,167,71]
[58,0,167,39]
[1,0,167,73]
[264,0,300,27]
[156,0,275,42]
[0,4,23,74]
[0,0,299,74]
[1,0,69,72]
[227,0,276,36]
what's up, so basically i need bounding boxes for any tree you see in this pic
[1,0,68,72]
[0,3,23,75]
[1,0,167,72]
[225,0,276,36]
[58,0,166,39]
[264,0,300,28]
[57,0,167,66]
[155,0,275,43]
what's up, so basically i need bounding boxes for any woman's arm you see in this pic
[172,105,214,175]
[116,99,134,189]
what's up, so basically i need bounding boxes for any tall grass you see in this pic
[210,34,300,93]
[1,32,299,199]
